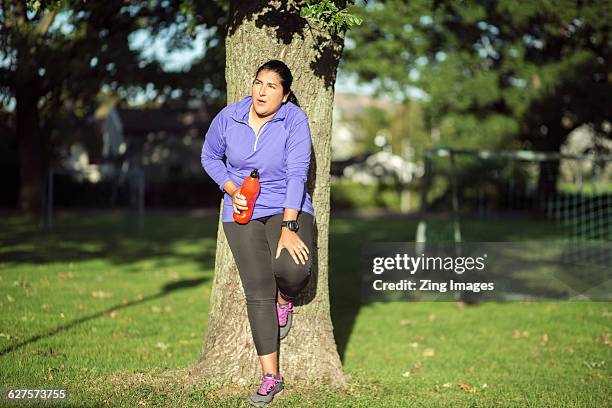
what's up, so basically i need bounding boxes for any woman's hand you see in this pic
[275,228,309,265]
[230,189,248,213]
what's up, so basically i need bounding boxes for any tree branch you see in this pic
[37,8,57,37]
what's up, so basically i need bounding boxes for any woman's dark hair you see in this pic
[255,60,300,106]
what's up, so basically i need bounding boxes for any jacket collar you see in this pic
[231,95,289,123]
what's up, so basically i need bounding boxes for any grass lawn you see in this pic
[0,212,610,407]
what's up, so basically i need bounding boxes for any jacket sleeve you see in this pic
[282,117,312,210]
[201,112,231,191]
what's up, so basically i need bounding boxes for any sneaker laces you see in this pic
[257,374,279,396]
[276,302,293,327]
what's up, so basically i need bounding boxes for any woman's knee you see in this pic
[273,255,311,296]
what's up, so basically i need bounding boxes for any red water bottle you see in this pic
[233,169,260,224]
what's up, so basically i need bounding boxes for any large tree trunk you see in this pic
[188,1,346,388]
[16,76,44,215]
[10,1,45,215]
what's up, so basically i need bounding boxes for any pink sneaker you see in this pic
[250,373,283,406]
[276,301,293,340]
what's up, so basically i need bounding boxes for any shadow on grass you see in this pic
[0,277,209,356]
[0,212,218,268]
[1,211,567,363]
[0,211,218,356]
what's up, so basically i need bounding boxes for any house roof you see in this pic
[333,93,397,117]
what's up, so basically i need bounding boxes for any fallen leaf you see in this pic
[541,333,549,345]
[135,294,144,301]
[109,310,119,318]
[563,347,575,354]
[122,299,129,305]
[413,361,422,369]
[422,348,435,357]
[402,371,411,377]
[151,306,162,313]
[400,319,416,326]
[595,334,611,347]
[409,342,419,348]
[458,382,474,392]
[57,272,74,280]
[155,342,168,351]
[91,291,113,298]
[442,382,452,388]
[512,330,529,338]
[163,305,172,312]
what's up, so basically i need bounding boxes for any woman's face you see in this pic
[251,69,288,118]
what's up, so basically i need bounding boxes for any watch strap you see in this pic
[281,220,299,231]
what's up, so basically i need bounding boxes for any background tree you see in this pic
[350,105,392,153]
[342,0,611,196]
[188,0,359,387]
[0,0,226,213]
[345,102,428,159]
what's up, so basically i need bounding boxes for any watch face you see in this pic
[288,221,299,231]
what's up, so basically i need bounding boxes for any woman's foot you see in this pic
[249,373,283,407]
[277,301,293,340]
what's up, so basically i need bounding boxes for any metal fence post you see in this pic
[449,149,462,244]
[138,167,145,231]
[44,169,54,230]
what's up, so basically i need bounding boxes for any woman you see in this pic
[201,60,315,407]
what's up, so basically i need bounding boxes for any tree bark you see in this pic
[189,1,346,388]
[16,68,44,215]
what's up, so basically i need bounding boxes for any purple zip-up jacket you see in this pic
[201,96,315,223]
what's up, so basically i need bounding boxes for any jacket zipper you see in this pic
[253,121,268,151]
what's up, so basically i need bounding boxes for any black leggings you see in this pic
[223,212,314,356]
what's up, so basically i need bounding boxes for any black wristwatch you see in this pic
[281,220,299,232]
